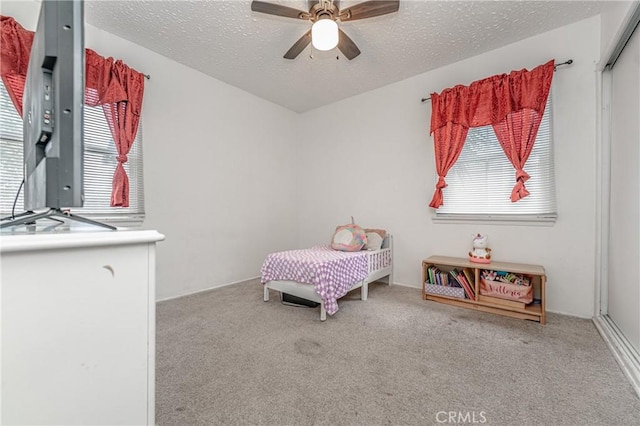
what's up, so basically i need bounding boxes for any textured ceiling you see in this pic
[84,0,607,112]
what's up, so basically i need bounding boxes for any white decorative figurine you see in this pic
[469,233,491,264]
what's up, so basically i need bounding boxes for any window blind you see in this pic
[435,93,557,220]
[0,82,144,221]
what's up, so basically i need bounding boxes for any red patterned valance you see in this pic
[430,60,554,134]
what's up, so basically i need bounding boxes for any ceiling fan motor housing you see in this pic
[309,1,339,22]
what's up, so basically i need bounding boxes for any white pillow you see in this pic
[364,232,384,251]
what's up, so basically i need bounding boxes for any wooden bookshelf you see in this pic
[422,255,546,325]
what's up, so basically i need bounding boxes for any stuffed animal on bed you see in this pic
[331,223,367,251]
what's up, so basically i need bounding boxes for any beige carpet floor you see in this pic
[156,280,640,425]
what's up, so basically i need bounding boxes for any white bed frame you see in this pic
[263,235,393,321]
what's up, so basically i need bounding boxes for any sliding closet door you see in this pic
[608,23,640,352]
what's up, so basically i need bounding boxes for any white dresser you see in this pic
[0,229,164,425]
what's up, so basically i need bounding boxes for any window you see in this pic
[0,82,145,223]
[434,92,556,222]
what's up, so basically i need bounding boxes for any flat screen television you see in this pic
[23,0,85,211]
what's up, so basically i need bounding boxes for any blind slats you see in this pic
[0,82,144,219]
[435,93,556,218]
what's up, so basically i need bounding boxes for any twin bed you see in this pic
[261,234,393,321]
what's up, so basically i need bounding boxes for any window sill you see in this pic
[70,213,145,229]
[433,214,557,227]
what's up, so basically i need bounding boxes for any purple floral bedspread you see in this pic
[260,245,369,315]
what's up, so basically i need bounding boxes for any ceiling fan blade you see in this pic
[337,29,361,60]
[284,30,312,59]
[339,0,399,22]
[251,1,307,19]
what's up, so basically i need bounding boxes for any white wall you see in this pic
[296,17,601,318]
[1,1,300,300]
[1,1,41,29]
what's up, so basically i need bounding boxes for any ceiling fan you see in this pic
[251,0,400,60]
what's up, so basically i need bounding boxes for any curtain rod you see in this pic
[420,59,573,103]
[144,74,151,80]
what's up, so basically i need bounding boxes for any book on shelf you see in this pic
[427,266,437,285]
[427,266,454,287]
[462,268,474,288]
[428,266,437,285]
[455,269,476,301]
[448,270,462,288]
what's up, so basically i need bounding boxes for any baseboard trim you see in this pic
[593,315,640,398]
[156,276,260,303]
[545,309,592,320]
[159,276,401,303]
[390,281,415,288]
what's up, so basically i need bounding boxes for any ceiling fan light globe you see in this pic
[311,19,338,51]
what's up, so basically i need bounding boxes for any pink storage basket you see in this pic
[480,278,533,304]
